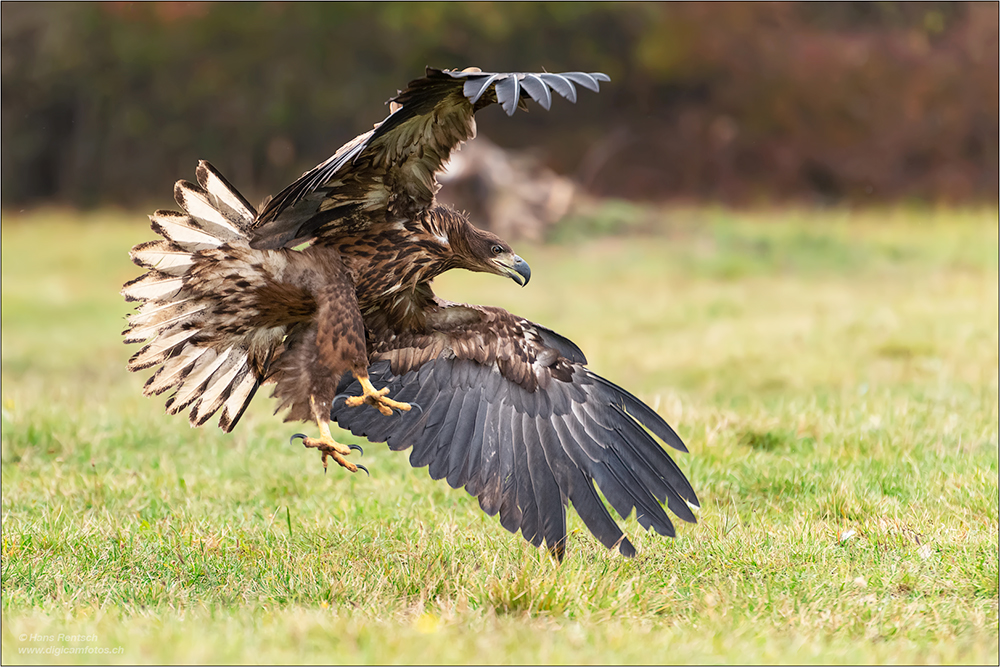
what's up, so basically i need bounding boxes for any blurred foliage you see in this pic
[2,2,996,208]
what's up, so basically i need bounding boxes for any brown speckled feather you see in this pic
[249,68,608,250]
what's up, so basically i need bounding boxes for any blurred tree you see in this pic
[1,2,996,208]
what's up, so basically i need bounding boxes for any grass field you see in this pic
[2,205,997,664]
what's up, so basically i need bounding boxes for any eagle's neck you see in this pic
[336,208,457,312]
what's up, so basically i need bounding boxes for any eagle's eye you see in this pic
[491,244,504,255]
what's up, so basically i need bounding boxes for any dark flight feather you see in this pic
[332,347,699,559]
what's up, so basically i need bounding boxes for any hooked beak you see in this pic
[497,254,531,286]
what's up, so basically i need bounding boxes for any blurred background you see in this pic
[2,1,997,217]
[2,7,997,658]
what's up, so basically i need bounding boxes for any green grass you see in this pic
[2,206,997,664]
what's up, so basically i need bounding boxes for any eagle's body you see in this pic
[123,68,698,559]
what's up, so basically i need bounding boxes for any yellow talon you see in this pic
[344,376,413,416]
[292,398,366,474]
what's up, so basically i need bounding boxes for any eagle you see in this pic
[122,67,699,559]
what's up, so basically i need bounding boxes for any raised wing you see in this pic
[331,302,698,560]
[250,68,609,250]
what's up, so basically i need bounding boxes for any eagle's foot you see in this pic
[343,376,414,416]
[290,418,368,476]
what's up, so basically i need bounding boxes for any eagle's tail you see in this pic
[121,161,272,432]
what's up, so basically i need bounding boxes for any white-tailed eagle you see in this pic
[122,67,698,559]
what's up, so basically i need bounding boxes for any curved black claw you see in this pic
[404,402,424,417]
[355,464,370,477]
[332,392,354,406]
[290,433,307,445]
[349,444,364,456]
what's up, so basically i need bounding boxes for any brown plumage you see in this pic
[122,67,698,560]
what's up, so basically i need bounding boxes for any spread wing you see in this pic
[250,68,609,250]
[330,301,698,560]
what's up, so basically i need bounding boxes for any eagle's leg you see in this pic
[291,397,367,475]
[342,374,413,416]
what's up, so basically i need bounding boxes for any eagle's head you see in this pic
[431,207,531,287]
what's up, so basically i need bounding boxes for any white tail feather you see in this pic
[150,210,225,250]
[196,161,256,223]
[127,298,196,328]
[166,346,236,415]
[174,181,244,241]
[128,327,200,371]
[175,348,235,408]
[130,240,195,275]
[143,345,207,396]
[190,361,250,425]
[218,370,259,431]
[123,161,279,433]
[181,353,244,418]
[125,303,208,344]
[121,272,184,302]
